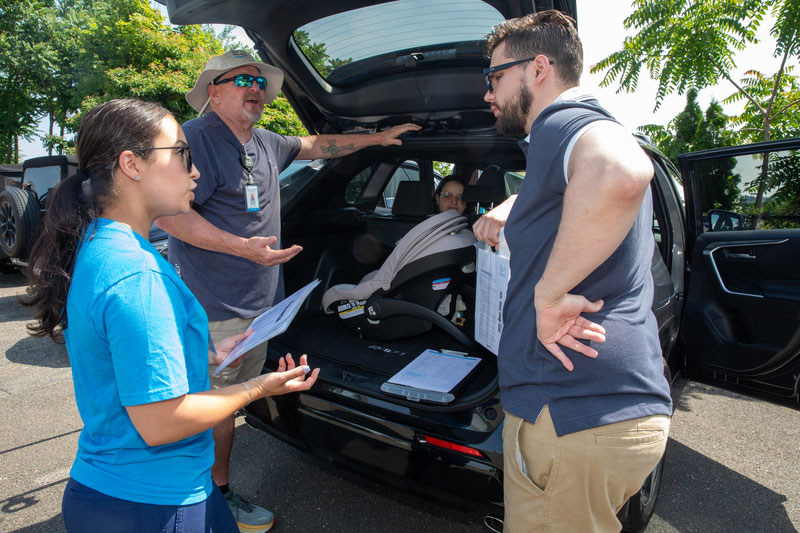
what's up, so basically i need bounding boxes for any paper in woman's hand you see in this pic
[212,279,320,376]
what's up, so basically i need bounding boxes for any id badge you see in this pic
[245,183,259,212]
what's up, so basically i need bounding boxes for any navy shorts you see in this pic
[62,478,237,533]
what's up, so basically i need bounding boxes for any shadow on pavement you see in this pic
[4,515,65,533]
[0,293,34,325]
[0,270,26,288]
[5,336,69,369]
[656,438,792,532]
[229,422,488,532]
[671,376,763,413]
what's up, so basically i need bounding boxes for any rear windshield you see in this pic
[293,0,504,80]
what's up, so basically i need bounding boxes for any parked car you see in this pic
[0,155,168,270]
[0,163,23,192]
[162,0,799,530]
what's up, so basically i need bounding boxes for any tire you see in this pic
[0,187,41,259]
[621,452,666,532]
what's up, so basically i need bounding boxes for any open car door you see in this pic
[678,138,800,405]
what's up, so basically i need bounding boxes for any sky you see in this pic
[18,0,792,158]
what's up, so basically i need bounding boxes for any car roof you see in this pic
[162,0,577,134]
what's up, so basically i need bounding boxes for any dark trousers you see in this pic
[62,478,237,533]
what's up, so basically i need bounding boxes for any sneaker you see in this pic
[223,490,275,533]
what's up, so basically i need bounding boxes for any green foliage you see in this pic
[433,161,453,178]
[256,94,309,137]
[591,0,769,110]
[640,90,741,211]
[0,0,57,162]
[293,29,352,77]
[67,0,225,129]
[724,67,800,142]
[0,0,327,163]
[595,0,800,213]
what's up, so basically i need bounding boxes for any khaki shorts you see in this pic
[208,316,268,389]
[502,406,670,533]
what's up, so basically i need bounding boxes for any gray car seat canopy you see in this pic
[322,210,477,313]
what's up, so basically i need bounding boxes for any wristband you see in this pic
[241,382,252,404]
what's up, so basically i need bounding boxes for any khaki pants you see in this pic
[502,406,669,533]
[208,317,268,389]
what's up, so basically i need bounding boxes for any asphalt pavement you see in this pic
[1,269,798,532]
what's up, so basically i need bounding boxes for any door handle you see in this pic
[704,239,788,298]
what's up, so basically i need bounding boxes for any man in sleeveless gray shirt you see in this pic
[157,50,420,532]
[473,12,672,532]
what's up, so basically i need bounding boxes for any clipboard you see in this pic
[381,349,483,404]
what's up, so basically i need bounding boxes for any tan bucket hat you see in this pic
[185,49,284,114]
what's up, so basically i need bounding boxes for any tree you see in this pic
[257,95,308,137]
[293,29,352,77]
[0,0,57,162]
[591,0,800,215]
[642,89,740,212]
[68,0,226,129]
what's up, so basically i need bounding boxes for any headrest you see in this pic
[392,181,435,217]
[462,166,507,207]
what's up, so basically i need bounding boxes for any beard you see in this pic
[495,83,533,138]
[243,105,264,124]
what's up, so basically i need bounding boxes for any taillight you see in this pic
[422,435,484,458]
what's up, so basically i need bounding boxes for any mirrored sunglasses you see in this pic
[213,73,268,90]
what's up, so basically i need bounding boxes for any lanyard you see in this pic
[240,150,255,185]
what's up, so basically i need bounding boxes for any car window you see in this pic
[692,147,800,231]
[279,159,323,206]
[293,0,504,81]
[378,160,421,209]
[345,164,378,205]
[23,165,61,198]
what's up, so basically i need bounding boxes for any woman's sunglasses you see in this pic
[134,145,193,173]
[212,73,268,90]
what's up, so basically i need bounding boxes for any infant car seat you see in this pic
[322,210,477,346]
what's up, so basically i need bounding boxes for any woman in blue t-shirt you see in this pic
[22,98,319,532]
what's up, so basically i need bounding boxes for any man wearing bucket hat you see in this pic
[157,49,420,533]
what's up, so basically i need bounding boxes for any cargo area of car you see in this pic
[269,308,497,406]
[269,205,499,412]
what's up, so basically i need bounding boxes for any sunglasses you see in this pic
[213,73,268,90]
[441,191,464,202]
[134,145,193,173]
[482,56,554,92]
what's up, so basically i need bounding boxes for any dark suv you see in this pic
[162,0,800,530]
[0,155,169,269]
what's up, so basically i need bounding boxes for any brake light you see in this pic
[422,435,484,458]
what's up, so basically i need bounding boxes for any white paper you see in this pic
[474,229,511,355]
[212,279,321,376]
[386,349,481,393]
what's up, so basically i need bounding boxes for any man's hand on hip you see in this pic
[534,291,606,372]
[243,235,302,266]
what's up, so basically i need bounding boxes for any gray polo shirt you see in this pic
[168,112,301,321]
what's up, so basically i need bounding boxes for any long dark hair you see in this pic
[21,99,171,341]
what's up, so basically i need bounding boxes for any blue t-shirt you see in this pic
[64,219,214,505]
[168,112,301,321]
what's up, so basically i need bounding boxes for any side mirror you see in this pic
[707,209,744,231]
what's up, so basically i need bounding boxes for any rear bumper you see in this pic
[243,391,504,512]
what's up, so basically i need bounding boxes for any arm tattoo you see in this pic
[321,139,356,157]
